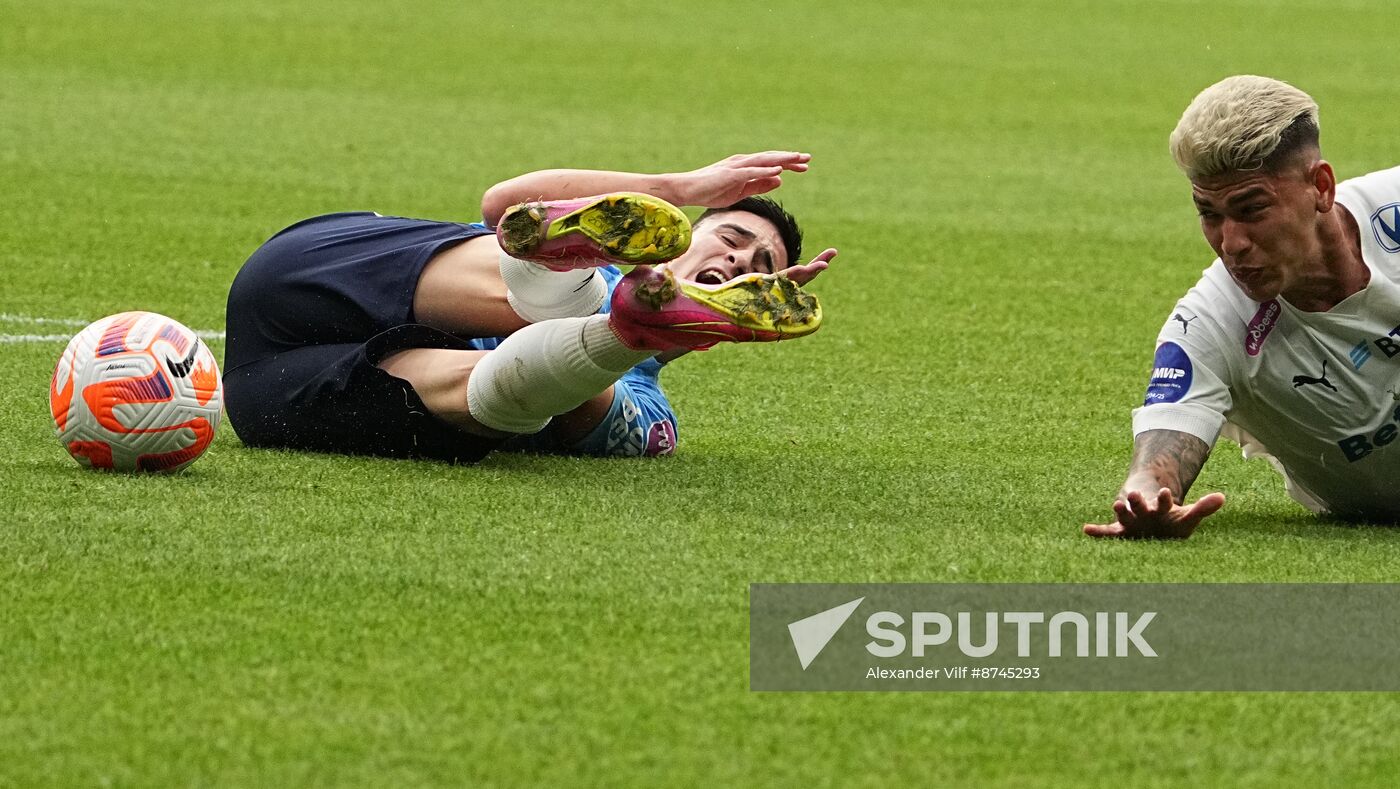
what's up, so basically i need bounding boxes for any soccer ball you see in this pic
[49,311,223,472]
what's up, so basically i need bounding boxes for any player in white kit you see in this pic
[1086,75,1400,538]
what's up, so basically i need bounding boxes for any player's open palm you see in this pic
[1083,487,1225,539]
[675,152,812,208]
[781,248,838,285]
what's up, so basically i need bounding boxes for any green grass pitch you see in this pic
[5,0,1400,785]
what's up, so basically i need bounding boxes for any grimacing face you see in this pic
[1190,160,1332,302]
[666,211,788,286]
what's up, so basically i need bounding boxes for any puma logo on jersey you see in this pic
[1293,359,1338,393]
[1172,313,1197,334]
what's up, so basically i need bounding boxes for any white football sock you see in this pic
[499,252,607,323]
[466,314,654,434]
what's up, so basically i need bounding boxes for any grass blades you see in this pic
[5,1,1400,786]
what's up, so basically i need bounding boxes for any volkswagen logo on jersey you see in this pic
[1372,203,1400,253]
[1144,342,1193,405]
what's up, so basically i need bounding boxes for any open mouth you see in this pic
[694,268,727,286]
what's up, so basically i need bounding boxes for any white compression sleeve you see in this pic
[465,314,655,434]
[499,252,607,322]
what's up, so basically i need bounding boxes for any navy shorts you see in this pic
[224,212,502,463]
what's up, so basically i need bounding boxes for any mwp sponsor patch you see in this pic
[1144,342,1192,405]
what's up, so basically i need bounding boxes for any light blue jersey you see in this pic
[471,266,679,458]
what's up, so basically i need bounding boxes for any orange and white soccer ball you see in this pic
[49,311,222,472]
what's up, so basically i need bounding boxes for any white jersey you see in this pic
[1133,166,1400,518]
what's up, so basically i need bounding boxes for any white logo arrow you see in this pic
[787,597,864,670]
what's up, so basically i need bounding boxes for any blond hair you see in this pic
[1169,75,1320,179]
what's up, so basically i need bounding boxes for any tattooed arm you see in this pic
[1083,429,1226,539]
[1121,429,1212,500]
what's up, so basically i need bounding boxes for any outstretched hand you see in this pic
[1083,487,1225,540]
[780,248,838,286]
[672,151,811,208]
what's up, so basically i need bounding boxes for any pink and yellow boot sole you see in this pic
[496,192,692,271]
[608,265,823,351]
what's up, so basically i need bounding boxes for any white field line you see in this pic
[0,313,92,327]
[0,314,224,344]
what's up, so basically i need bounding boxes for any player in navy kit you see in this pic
[224,152,838,463]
